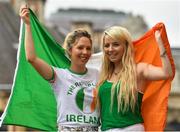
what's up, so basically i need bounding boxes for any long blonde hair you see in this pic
[97,26,138,113]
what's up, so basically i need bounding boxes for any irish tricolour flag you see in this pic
[76,88,97,114]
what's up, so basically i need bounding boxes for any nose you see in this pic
[82,48,88,54]
[108,45,113,51]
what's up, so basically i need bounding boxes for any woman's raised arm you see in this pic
[137,30,173,81]
[20,5,54,81]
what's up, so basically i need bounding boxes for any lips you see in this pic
[80,56,89,62]
[107,53,116,59]
[109,56,117,61]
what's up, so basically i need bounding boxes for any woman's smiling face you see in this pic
[70,36,92,66]
[103,35,125,64]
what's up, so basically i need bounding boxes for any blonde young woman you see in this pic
[20,5,99,132]
[97,26,173,131]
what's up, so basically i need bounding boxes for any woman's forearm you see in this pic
[25,24,37,62]
[155,31,173,78]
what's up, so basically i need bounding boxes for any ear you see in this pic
[68,47,72,56]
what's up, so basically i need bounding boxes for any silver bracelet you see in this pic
[160,50,166,57]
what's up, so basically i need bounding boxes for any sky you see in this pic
[45,0,180,48]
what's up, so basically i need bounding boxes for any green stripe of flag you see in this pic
[76,88,85,111]
[1,9,70,131]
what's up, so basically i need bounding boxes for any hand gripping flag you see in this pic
[0,9,175,131]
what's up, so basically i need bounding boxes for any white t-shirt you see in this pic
[51,67,100,127]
